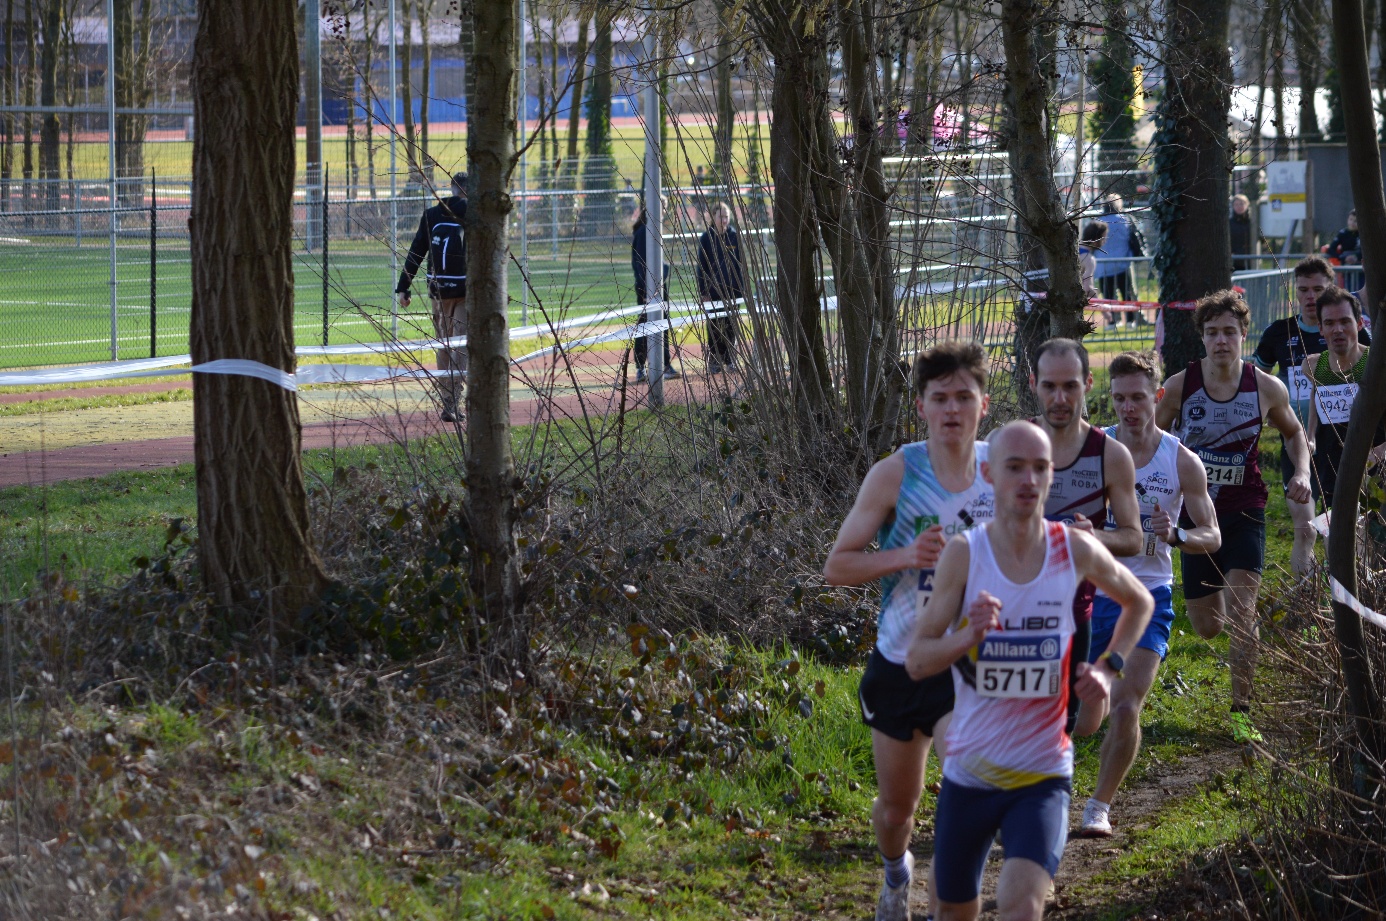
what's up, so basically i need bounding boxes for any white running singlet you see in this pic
[945,521,1081,789]
[875,441,994,665]
[1098,427,1182,592]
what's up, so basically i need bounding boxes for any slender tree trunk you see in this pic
[1327,0,1386,796]
[400,0,416,180]
[563,12,588,167]
[548,7,559,170]
[1272,0,1289,159]
[580,8,613,220]
[1292,0,1322,144]
[23,0,34,210]
[419,0,431,179]
[713,0,734,188]
[190,0,328,619]
[344,7,357,200]
[466,0,523,667]
[1153,0,1233,377]
[1,0,13,210]
[37,0,58,208]
[113,0,152,203]
[1001,0,1088,344]
[907,4,940,151]
[363,2,377,199]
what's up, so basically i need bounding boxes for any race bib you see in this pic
[1196,447,1246,487]
[1141,514,1159,556]
[1315,382,1358,425]
[1288,367,1313,404]
[914,568,935,620]
[975,633,1063,699]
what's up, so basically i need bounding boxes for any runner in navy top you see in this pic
[1251,256,1370,574]
[1156,290,1311,744]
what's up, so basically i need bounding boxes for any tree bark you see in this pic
[1327,0,1386,786]
[713,0,734,188]
[113,0,152,203]
[563,12,589,168]
[1000,0,1088,344]
[190,0,328,619]
[759,3,834,432]
[1153,0,1233,377]
[1091,0,1137,200]
[419,0,432,178]
[400,0,417,179]
[2,0,13,209]
[466,0,524,667]
[36,0,56,207]
[580,8,613,223]
[1292,0,1322,143]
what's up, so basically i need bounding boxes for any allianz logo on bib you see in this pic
[980,634,1061,660]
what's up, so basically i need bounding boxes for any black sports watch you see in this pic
[1098,650,1126,679]
[1171,527,1187,547]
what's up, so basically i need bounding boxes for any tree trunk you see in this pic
[466,0,524,667]
[400,0,416,180]
[1292,0,1322,144]
[1092,0,1137,200]
[907,3,940,152]
[1153,0,1233,377]
[22,0,33,210]
[419,0,431,179]
[1001,0,1088,344]
[580,8,613,221]
[762,6,834,432]
[2,0,13,210]
[190,0,328,619]
[1272,0,1290,159]
[563,13,589,169]
[362,2,376,199]
[113,0,152,203]
[713,1,734,189]
[37,0,57,208]
[1328,0,1386,795]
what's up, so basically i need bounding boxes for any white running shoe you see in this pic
[1077,799,1113,838]
[875,850,913,921]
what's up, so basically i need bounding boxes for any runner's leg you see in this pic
[1092,648,1161,805]
[993,858,1052,921]
[1184,592,1225,640]
[1287,495,1316,578]
[1225,568,1262,708]
[871,728,930,860]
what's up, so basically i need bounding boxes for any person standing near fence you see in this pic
[630,202,679,383]
[697,202,746,374]
[1250,256,1370,574]
[1097,195,1145,329]
[1229,195,1253,271]
[396,172,468,423]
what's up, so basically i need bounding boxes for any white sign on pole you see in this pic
[1260,160,1307,239]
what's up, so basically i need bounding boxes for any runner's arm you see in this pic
[1250,322,1280,372]
[822,454,944,586]
[1300,354,1319,453]
[1070,528,1154,700]
[1260,369,1313,503]
[1095,437,1143,556]
[1171,445,1221,554]
[1154,370,1185,430]
[904,537,990,680]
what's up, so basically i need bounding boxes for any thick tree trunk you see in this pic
[1000,0,1088,344]
[190,0,328,618]
[764,10,834,432]
[1328,0,1386,787]
[1152,0,1233,377]
[466,0,524,667]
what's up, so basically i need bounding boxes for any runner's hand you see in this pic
[1151,500,1175,544]
[1286,473,1312,505]
[963,591,1001,645]
[398,292,411,308]
[1073,660,1112,705]
[899,524,947,571]
[1069,512,1095,532]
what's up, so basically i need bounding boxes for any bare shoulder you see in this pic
[1302,352,1322,382]
[1175,442,1207,480]
[1254,364,1290,402]
[858,450,906,501]
[1104,431,1135,466]
[1161,368,1188,393]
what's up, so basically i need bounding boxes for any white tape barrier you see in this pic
[0,299,761,391]
[1306,510,1386,630]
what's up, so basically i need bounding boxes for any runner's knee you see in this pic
[873,792,919,829]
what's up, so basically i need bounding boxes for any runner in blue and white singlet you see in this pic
[876,441,994,663]
[1097,426,1182,590]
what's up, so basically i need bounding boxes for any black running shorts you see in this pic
[1181,507,1266,600]
[858,647,954,741]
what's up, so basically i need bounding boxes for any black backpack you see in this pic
[427,199,467,298]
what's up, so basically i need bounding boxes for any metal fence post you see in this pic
[322,166,330,347]
[150,169,157,358]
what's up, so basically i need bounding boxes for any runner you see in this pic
[1251,256,1370,573]
[904,420,1153,921]
[823,341,995,921]
[1072,351,1221,838]
[1155,290,1312,743]
[1030,338,1142,727]
[1301,285,1386,510]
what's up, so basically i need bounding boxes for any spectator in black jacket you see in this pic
[1229,194,1253,271]
[396,172,468,422]
[631,203,679,382]
[1328,209,1362,292]
[696,202,746,373]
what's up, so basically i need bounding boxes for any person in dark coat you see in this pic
[1327,209,1362,292]
[396,172,468,422]
[1229,194,1253,271]
[696,202,746,373]
[631,203,679,382]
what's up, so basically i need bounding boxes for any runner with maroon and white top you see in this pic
[1030,339,1142,729]
[905,421,1153,921]
[1155,290,1311,745]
